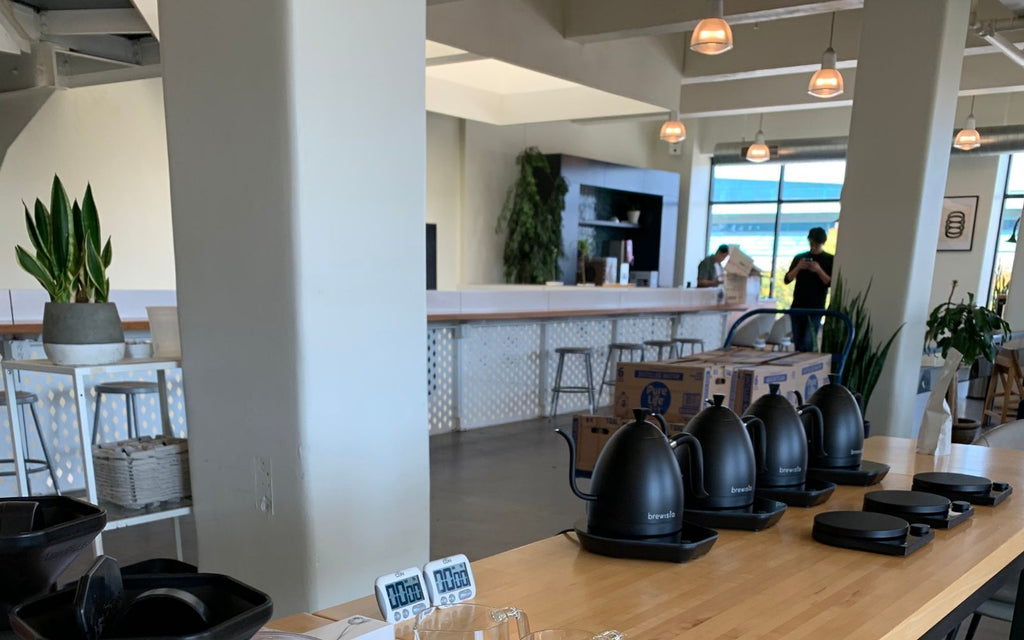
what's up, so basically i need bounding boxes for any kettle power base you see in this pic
[682,497,787,531]
[812,511,934,557]
[807,459,890,486]
[756,479,837,508]
[862,490,974,529]
[911,472,1013,506]
[573,519,718,563]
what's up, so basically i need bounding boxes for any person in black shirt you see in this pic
[784,227,833,352]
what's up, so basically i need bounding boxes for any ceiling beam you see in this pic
[564,0,863,44]
[130,0,158,39]
[61,62,160,88]
[43,34,139,65]
[0,0,32,52]
[678,49,1024,118]
[39,9,149,36]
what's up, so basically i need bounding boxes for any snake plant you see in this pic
[15,175,113,303]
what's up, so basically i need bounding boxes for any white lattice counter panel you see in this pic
[427,310,731,433]
[0,341,188,496]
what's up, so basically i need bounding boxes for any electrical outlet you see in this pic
[254,456,274,516]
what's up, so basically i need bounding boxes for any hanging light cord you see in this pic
[969,95,976,117]
[758,113,764,132]
[828,12,836,48]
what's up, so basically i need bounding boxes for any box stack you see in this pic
[724,246,763,306]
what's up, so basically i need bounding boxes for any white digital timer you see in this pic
[374,567,430,624]
[422,553,476,606]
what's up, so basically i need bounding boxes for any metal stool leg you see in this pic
[601,348,615,402]
[584,353,596,414]
[92,391,104,445]
[964,613,982,640]
[129,394,140,439]
[550,353,566,418]
[28,403,59,496]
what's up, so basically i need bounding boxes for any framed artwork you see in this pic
[937,196,979,252]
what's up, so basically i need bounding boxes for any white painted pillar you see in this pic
[834,0,969,437]
[1004,221,1024,330]
[159,0,428,615]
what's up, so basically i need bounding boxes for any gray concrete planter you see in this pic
[42,302,125,365]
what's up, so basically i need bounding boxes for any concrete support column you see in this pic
[160,0,428,615]
[834,0,969,436]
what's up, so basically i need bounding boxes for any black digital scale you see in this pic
[911,472,1013,506]
[862,490,973,529]
[812,511,934,556]
[573,519,718,563]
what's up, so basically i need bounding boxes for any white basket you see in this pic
[93,436,191,509]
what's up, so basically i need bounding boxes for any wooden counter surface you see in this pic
[0,320,149,334]
[278,437,1024,639]
[428,303,745,323]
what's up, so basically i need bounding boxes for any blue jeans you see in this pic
[791,313,822,352]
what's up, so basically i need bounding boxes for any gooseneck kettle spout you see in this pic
[555,428,597,501]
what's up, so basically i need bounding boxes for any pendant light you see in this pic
[746,114,770,163]
[690,0,733,56]
[953,96,981,151]
[659,111,686,143]
[808,13,844,98]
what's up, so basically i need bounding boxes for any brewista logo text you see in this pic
[648,511,676,520]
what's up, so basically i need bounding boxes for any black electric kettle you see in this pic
[744,384,823,488]
[802,375,864,469]
[556,408,705,539]
[677,394,766,510]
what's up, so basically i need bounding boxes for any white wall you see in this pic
[0,79,176,290]
[427,112,463,289]
[928,155,1008,311]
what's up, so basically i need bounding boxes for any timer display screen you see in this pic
[385,575,425,609]
[431,562,471,594]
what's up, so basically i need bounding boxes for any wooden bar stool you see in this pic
[983,349,1024,426]
[601,342,645,400]
[0,391,60,495]
[92,381,161,444]
[644,339,678,361]
[673,338,705,356]
[549,347,596,417]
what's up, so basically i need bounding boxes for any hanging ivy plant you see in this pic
[495,148,568,284]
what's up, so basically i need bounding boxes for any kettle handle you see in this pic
[554,429,597,501]
[741,416,768,474]
[798,404,828,458]
[669,433,709,498]
[650,411,669,436]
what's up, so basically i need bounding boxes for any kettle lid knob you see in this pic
[711,394,725,407]
[769,383,780,395]
[632,407,650,422]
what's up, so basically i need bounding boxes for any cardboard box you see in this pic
[612,361,711,424]
[732,352,831,412]
[724,272,762,306]
[572,413,686,476]
[725,246,756,276]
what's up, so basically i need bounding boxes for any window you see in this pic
[707,160,844,308]
[989,154,1024,309]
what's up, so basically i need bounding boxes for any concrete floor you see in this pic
[51,409,1011,639]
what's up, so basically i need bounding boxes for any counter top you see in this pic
[271,437,1024,639]
[428,286,756,322]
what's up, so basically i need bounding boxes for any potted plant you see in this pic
[821,274,903,435]
[576,238,590,284]
[15,175,124,365]
[495,148,568,284]
[924,280,1011,443]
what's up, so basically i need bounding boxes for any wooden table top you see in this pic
[270,437,1024,639]
[427,303,746,323]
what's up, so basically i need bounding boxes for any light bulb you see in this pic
[746,130,770,163]
[953,114,980,151]
[690,1,733,55]
[659,117,686,144]
[808,48,844,98]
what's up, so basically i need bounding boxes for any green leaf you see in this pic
[16,246,61,301]
[23,203,50,267]
[33,199,51,258]
[81,184,101,250]
[85,238,106,299]
[48,175,73,276]
[101,237,112,267]
[71,200,85,278]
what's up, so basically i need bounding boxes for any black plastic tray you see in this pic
[911,473,1013,506]
[0,497,105,630]
[807,459,890,486]
[683,497,787,531]
[574,519,718,563]
[812,511,934,556]
[10,573,272,640]
[863,491,974,529]
[756,479,837,507]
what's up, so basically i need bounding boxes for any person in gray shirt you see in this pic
[697,244,729,287]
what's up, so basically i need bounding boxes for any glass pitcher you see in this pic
[413,603,529,640]
[522,631,624,640]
